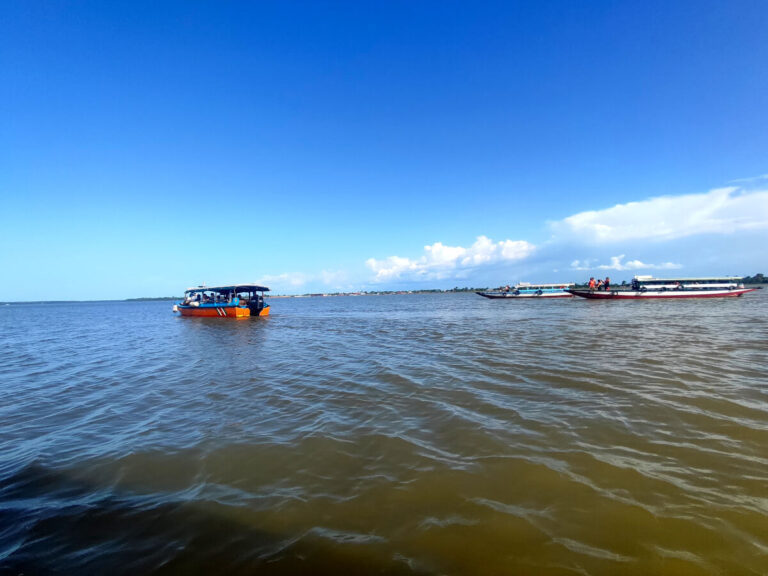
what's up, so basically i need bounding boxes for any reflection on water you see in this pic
[1,292,767,574]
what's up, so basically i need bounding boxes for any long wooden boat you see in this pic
[568,276,756,299]
[477,282,574,299]
[173,284,270,318]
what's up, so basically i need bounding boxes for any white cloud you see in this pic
[729,174,768,184]
[366,236,535,282]
[255,272,309,288]
[319,269,347,285]
[551,186,768,243]
[255,270,352,293]
[570,255,682,271]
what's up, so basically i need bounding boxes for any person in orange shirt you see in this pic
[588,277,596,290]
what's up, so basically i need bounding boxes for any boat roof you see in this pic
[185,284,270,293]
[516,282,575,287]
[633,276,740,281]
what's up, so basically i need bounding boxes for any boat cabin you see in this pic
[630,276,743,291]
[509,282,574,294]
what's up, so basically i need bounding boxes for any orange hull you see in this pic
[179,306,250,318]
[257,306,270,317]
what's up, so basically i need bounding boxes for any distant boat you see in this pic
[173,284,270,318]
[567,276,756,299]
[476,282,575,299]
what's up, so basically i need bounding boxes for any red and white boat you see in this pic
[568,276,756,299]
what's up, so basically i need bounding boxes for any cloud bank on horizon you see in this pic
[256,270,350,292]
[359,184,768,287]
[365,236,535,282]
[550,186,768,243]
[259,183,767,292]
[569,255,682,272]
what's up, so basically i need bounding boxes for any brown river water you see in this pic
[1,291,766,575]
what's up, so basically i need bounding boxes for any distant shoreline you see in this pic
[2,279,764,305]
[0,289,489,305]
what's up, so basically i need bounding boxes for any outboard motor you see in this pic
[247,294,265,316]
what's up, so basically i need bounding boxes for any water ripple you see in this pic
[1,292,767,574]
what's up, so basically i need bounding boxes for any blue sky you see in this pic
[1,1,767,299]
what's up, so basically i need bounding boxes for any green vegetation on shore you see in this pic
[742,273,765,284]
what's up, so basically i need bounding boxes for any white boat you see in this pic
[476,282,574,299]
[568,276,756,299]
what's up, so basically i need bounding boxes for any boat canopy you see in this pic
[185,284,270,294]
[633,276,740,282]
[516,282,574,288]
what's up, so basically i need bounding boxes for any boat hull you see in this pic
[178,305,251,318]
[567,288,756,299]
[176,303,270,317]
[476,291,573,299]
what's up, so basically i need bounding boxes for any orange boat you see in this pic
[173,284,270,318]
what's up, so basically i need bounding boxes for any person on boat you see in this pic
[503,285,510,292]
[588,277,596,291]
[604,277,610,291]
[596,279,604,290]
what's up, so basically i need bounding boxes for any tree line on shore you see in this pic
[742,273,765,284]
